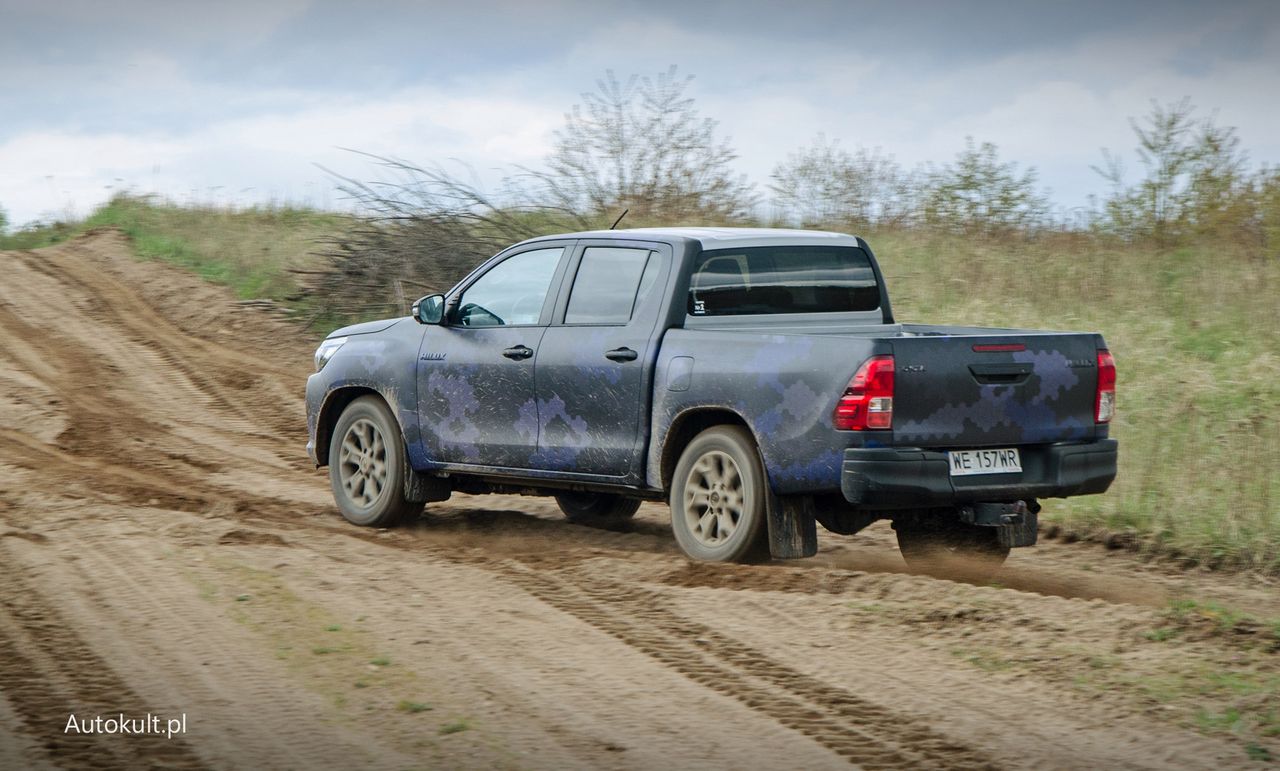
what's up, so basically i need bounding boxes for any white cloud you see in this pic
[0,131,191,223]
[0,87,563,226]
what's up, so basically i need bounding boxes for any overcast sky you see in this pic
[2,0,1278,226]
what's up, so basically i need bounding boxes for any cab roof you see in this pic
[523,227,862,250]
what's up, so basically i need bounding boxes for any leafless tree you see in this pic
[534,67,757,223]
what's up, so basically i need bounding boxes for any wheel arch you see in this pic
[315,386,401,467]
[658,407,758,493]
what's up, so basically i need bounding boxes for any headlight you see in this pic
[314,337,348,371]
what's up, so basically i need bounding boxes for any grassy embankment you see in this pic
[0,195,348,305]
[3,197,1276,572]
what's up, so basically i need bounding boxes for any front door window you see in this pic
[456,247,563,327]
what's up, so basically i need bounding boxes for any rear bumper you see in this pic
[841,439,1117,508]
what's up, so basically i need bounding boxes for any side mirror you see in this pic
[412,294,446,325]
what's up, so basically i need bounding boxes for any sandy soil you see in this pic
[0,231,1275,770]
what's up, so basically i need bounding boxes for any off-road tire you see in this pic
[554,492,642,524]
[669,426,769,563]
[328,395,423,527]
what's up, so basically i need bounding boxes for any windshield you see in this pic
[687,245,880,316]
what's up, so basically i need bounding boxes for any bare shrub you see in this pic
[295,155,590,321]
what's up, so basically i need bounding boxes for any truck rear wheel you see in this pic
[555,492,641,524]
[328,396,423,527]
[669,426,768,563]
[894,515,1009,579]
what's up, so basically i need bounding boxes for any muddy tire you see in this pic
[328,396,422,527]
[894,515,1010,579]
[554,492,641,524]
[669,426,768,563]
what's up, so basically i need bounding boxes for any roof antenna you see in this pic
[609,208,629,230]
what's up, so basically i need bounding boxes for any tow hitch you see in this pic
[961,500,1040,548]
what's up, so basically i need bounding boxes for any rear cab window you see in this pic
[687,245,880,317]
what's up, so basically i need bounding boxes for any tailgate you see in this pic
[891,333,1099,448]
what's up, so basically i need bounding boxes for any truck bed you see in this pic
[651,321,1107,494]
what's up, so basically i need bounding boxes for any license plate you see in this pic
[948,448,1022,476]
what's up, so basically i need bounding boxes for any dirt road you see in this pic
[0,232,1275,769]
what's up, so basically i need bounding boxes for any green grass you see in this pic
[1150,598,1280,645]
[81,194,348,301]
[438,719,470,735]
[952,648,1016,672]
[1,194,349,308]
[0,219,80,250]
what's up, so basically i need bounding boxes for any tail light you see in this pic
[1095,349,1116,423]
[834,355,894,430]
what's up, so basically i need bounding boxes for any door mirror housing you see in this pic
[412,294,446,325]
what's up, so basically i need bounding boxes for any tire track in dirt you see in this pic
[10,247,294,441]
[0,545,209,770]
[498,562,995,770]
[0,426,309,520]
[25,530,411,770]
[0,243,320,519]
[314,527,995,770]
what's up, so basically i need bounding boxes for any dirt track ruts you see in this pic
[1,231,1275,770]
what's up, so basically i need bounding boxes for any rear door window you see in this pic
[564,247,656,325]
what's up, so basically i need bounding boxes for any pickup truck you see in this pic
[305,228,1117,571]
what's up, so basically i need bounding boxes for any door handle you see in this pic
[502,345,534,360]
[605,347,638,362]
[968,362,1032,385]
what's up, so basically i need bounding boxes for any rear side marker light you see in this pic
[834,355,894,430]
[1095,349,1116,423]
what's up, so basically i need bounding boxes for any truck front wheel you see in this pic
[328,395,423,527]
[893,514,1010,579]
[669,426,768,563]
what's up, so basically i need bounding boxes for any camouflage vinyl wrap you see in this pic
[890,326,1108,449]
[648,328,883,494]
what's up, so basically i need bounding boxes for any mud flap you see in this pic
[766,493,818,559]
[403,447,451,504]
